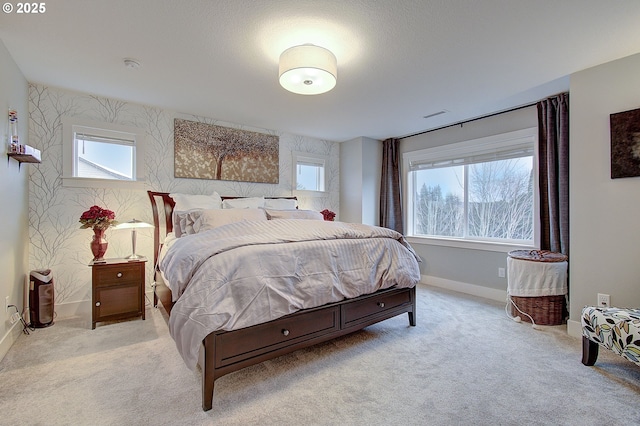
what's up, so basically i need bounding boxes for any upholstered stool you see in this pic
[581,306,640,367]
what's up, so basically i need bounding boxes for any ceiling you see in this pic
[1,0,640,142]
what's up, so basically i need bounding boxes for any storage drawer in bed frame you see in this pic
[215,306,340,367]
[199,286,416,411]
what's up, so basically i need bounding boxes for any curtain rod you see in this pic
[399,102,538,140]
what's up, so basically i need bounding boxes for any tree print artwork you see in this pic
[174,118,279,183]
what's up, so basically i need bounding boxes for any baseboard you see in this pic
[566,319,582,339]
[0,320,23,363]
[421,275,507,303]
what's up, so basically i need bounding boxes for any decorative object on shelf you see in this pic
[8,109,19,153]
[6,109,41,168]
[115,219,154,259]
[320,209,336,221]
[80,205,118,261]
[279,44,337,95]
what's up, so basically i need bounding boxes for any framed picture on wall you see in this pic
[610,107,640,179]
[174,118,279,183]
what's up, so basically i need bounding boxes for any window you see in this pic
[293,152,327,193]
[404,128,538,247]
[62,118,145,188]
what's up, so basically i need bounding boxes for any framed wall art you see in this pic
[610,107,640,179]
[174,118,279,183]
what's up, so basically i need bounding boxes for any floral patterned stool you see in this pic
[581,306,640,367]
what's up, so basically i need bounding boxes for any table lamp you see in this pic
[116,219,154,260]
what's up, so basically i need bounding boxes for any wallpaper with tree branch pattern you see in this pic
[28,84,339,308]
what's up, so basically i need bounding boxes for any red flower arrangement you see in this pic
[79,205,118,230]
[320,209,336,221]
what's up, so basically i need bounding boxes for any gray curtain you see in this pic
[537,93,569,255]
[380,138,403,233]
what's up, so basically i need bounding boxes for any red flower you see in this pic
[79,205,117,230]
[320,209,336,221]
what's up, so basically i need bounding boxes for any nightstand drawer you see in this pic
[94,264,141,285]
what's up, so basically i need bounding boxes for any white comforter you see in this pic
[160,219,421,369]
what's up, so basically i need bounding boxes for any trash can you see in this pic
[29,269,54,328]
[507,250,568,325]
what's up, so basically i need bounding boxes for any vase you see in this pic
[90,227,108,261]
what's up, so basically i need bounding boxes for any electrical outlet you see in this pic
[5,296,9,313]
[597,293,610,308]
[498,268,506,278]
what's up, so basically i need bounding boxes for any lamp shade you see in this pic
[279,44,337,95]
[115,219,153,260]
[115,219,154,230]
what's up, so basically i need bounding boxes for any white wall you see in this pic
[361,138,382,226]
[567,52,640,336]
[0,40,29,361]
[339,137,382,225]
[339,138,363,224]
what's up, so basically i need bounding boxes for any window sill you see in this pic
[405,235,536,253]
[62,176,146,190]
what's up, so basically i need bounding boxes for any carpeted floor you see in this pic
[1,284,639,425]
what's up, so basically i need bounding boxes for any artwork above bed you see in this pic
[174,118,279,183]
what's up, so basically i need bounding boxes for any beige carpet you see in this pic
[1,284,639,425]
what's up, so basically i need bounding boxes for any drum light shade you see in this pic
[279,44,337,95]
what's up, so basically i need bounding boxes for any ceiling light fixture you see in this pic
[279,44,337,95]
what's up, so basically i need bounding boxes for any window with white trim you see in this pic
[62,118,145,188]
[293,152,327,193]
[404,128,538,246]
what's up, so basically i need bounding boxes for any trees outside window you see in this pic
[405,128,537,246]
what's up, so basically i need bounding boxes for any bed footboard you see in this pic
[200,286,416,411]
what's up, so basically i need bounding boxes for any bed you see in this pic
[147,191,421,411]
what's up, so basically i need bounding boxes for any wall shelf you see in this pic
[7,152,41,170]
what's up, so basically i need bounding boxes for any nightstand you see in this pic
[90,257,146,329]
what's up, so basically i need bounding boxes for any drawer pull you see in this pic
[95,302,101,307]
[377,302,385,308]
[116,272,123,278]
[282,329,290,336]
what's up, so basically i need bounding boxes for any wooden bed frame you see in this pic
[147,191,417,411]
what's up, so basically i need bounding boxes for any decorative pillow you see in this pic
[222,197,265,209]
[264,209,324,220]
[169,192,222,211]
[173,209,206,237]
[193,208,267,233]
[264,198,297,210]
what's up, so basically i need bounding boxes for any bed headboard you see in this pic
[147,191,297,266]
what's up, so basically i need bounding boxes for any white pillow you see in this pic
[264,198,297,210]
[222,197,265,209]
[264,209,324,220]
[170,192,222,211]
[193,208,267,233]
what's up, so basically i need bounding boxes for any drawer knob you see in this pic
[95,302,101,307]
[377,302,385,308]
[282,329,290,336]
[116,272,123,278]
